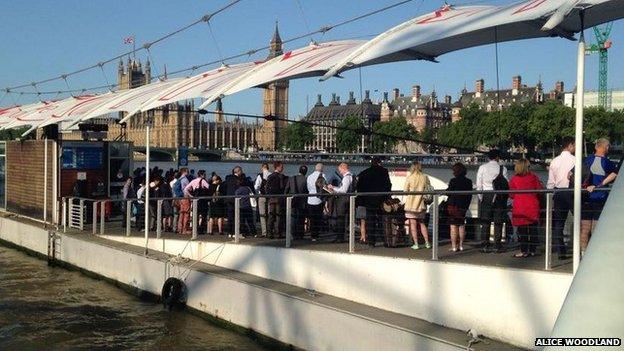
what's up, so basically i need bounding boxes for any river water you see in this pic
[0,245,265,351]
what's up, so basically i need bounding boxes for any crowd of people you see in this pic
[118,137,618,258]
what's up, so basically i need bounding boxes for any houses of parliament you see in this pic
[63,25,288,151]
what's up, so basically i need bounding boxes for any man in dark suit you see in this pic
[356,157,392,246]
[285,165,309,239]
[266,162,289,238]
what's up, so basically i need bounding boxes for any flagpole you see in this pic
[133,35,136,60]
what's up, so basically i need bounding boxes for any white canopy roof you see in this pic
[70,78,183,128]
[2,0,623,131]
[125,62,259,121]
[1,100,65,130]
[198,40,365,109]
[321,0,624,80]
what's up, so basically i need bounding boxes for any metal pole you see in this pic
[62,198,67,233]
[52,140,58,224]
[234,197,241,243]
[79,199,84,231]
[126,200,132,236]
[100,200,105,234]
[285,196,292,248]
[144,122,151,255]
[349,196,356,253]
[573,27,586,275]
[92,201,98,235]
[156,200,162,238]
[43,137,48,223]
[432,194,439,260]
[545,193,553,271]
[192,199,198,240]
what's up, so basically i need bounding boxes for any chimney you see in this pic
[475,79,484,94]
[315,94,324,107]
[383,92,389,103]
[412,85,421,100]
[555,81,564,93]
[329,93,339,106]
[347,91,356,105]
[444,95,452,104]
[336,95,341,105]
[392,88,400,101]
[512,75,522,90]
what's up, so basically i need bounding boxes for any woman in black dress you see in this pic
[207,175,226,235]
[446,163,473,252]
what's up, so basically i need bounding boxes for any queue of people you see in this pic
[120,136,617,258]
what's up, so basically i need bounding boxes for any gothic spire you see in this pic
[271,20,282,44]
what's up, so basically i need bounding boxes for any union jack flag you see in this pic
[123,36,135,45]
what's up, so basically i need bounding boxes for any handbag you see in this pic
[423,178,434,205]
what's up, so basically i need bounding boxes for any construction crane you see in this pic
[585,23,614,110]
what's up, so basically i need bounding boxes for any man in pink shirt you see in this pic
[547,137,576,260]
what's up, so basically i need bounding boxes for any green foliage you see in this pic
[0,127,31,140]
[280,121,314,150]
[370,117,418,153]
[336,115,364,153]
[432,102,620,156]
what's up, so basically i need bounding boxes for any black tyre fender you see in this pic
[161,277,186,310]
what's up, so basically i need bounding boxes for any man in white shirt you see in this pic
[329,163,353,243]
[547,137,575,259]
[254,163,271,237]
[306,163,325,241]
[476,149,508,252]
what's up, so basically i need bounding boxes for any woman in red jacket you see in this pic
[509,159,543,258]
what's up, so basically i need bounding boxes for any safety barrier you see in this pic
[60,187,610,272]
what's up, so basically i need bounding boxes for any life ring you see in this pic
[161,277,186,311]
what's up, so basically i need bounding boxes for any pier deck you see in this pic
[78,222,572,273]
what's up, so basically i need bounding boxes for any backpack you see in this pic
[492,166,509,191]
[173,176,186,197]
[266,172,284,195]
[422,177,434,205]
[492,165,509,205]
[190,179,210,197]
[257,173,268,195]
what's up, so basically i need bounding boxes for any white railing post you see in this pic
[192,199,198,240]
[545,192,554,271]
[79,199,84,231]
[156,200,163,238]
[285,196,293,248]
[62,197,67,233]
[100,200,105,234]
[92,201,98,235]
[349,195,356,253]
[432,194,440,261]
[234,197,241,243]
[126,200,132,236]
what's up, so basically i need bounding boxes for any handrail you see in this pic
[66,187,612,203]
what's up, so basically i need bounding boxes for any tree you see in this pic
[527,101,574,156]
[370,117,418,153]
[279,121,314,150]
[336,115,364,153]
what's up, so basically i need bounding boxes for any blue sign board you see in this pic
[178,147,189,167]
[62,145,103,170]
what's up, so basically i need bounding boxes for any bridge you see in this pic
[133,146,224,162]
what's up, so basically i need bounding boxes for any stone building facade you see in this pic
[61,25,290,151]
[304,91,380,153]
[380,85,454,132]
[455,76,565,115]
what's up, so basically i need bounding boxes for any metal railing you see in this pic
[59,187,611,272]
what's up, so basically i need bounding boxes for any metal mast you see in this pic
[585,23,613,110]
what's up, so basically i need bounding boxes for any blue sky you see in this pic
[1,0,623,120]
